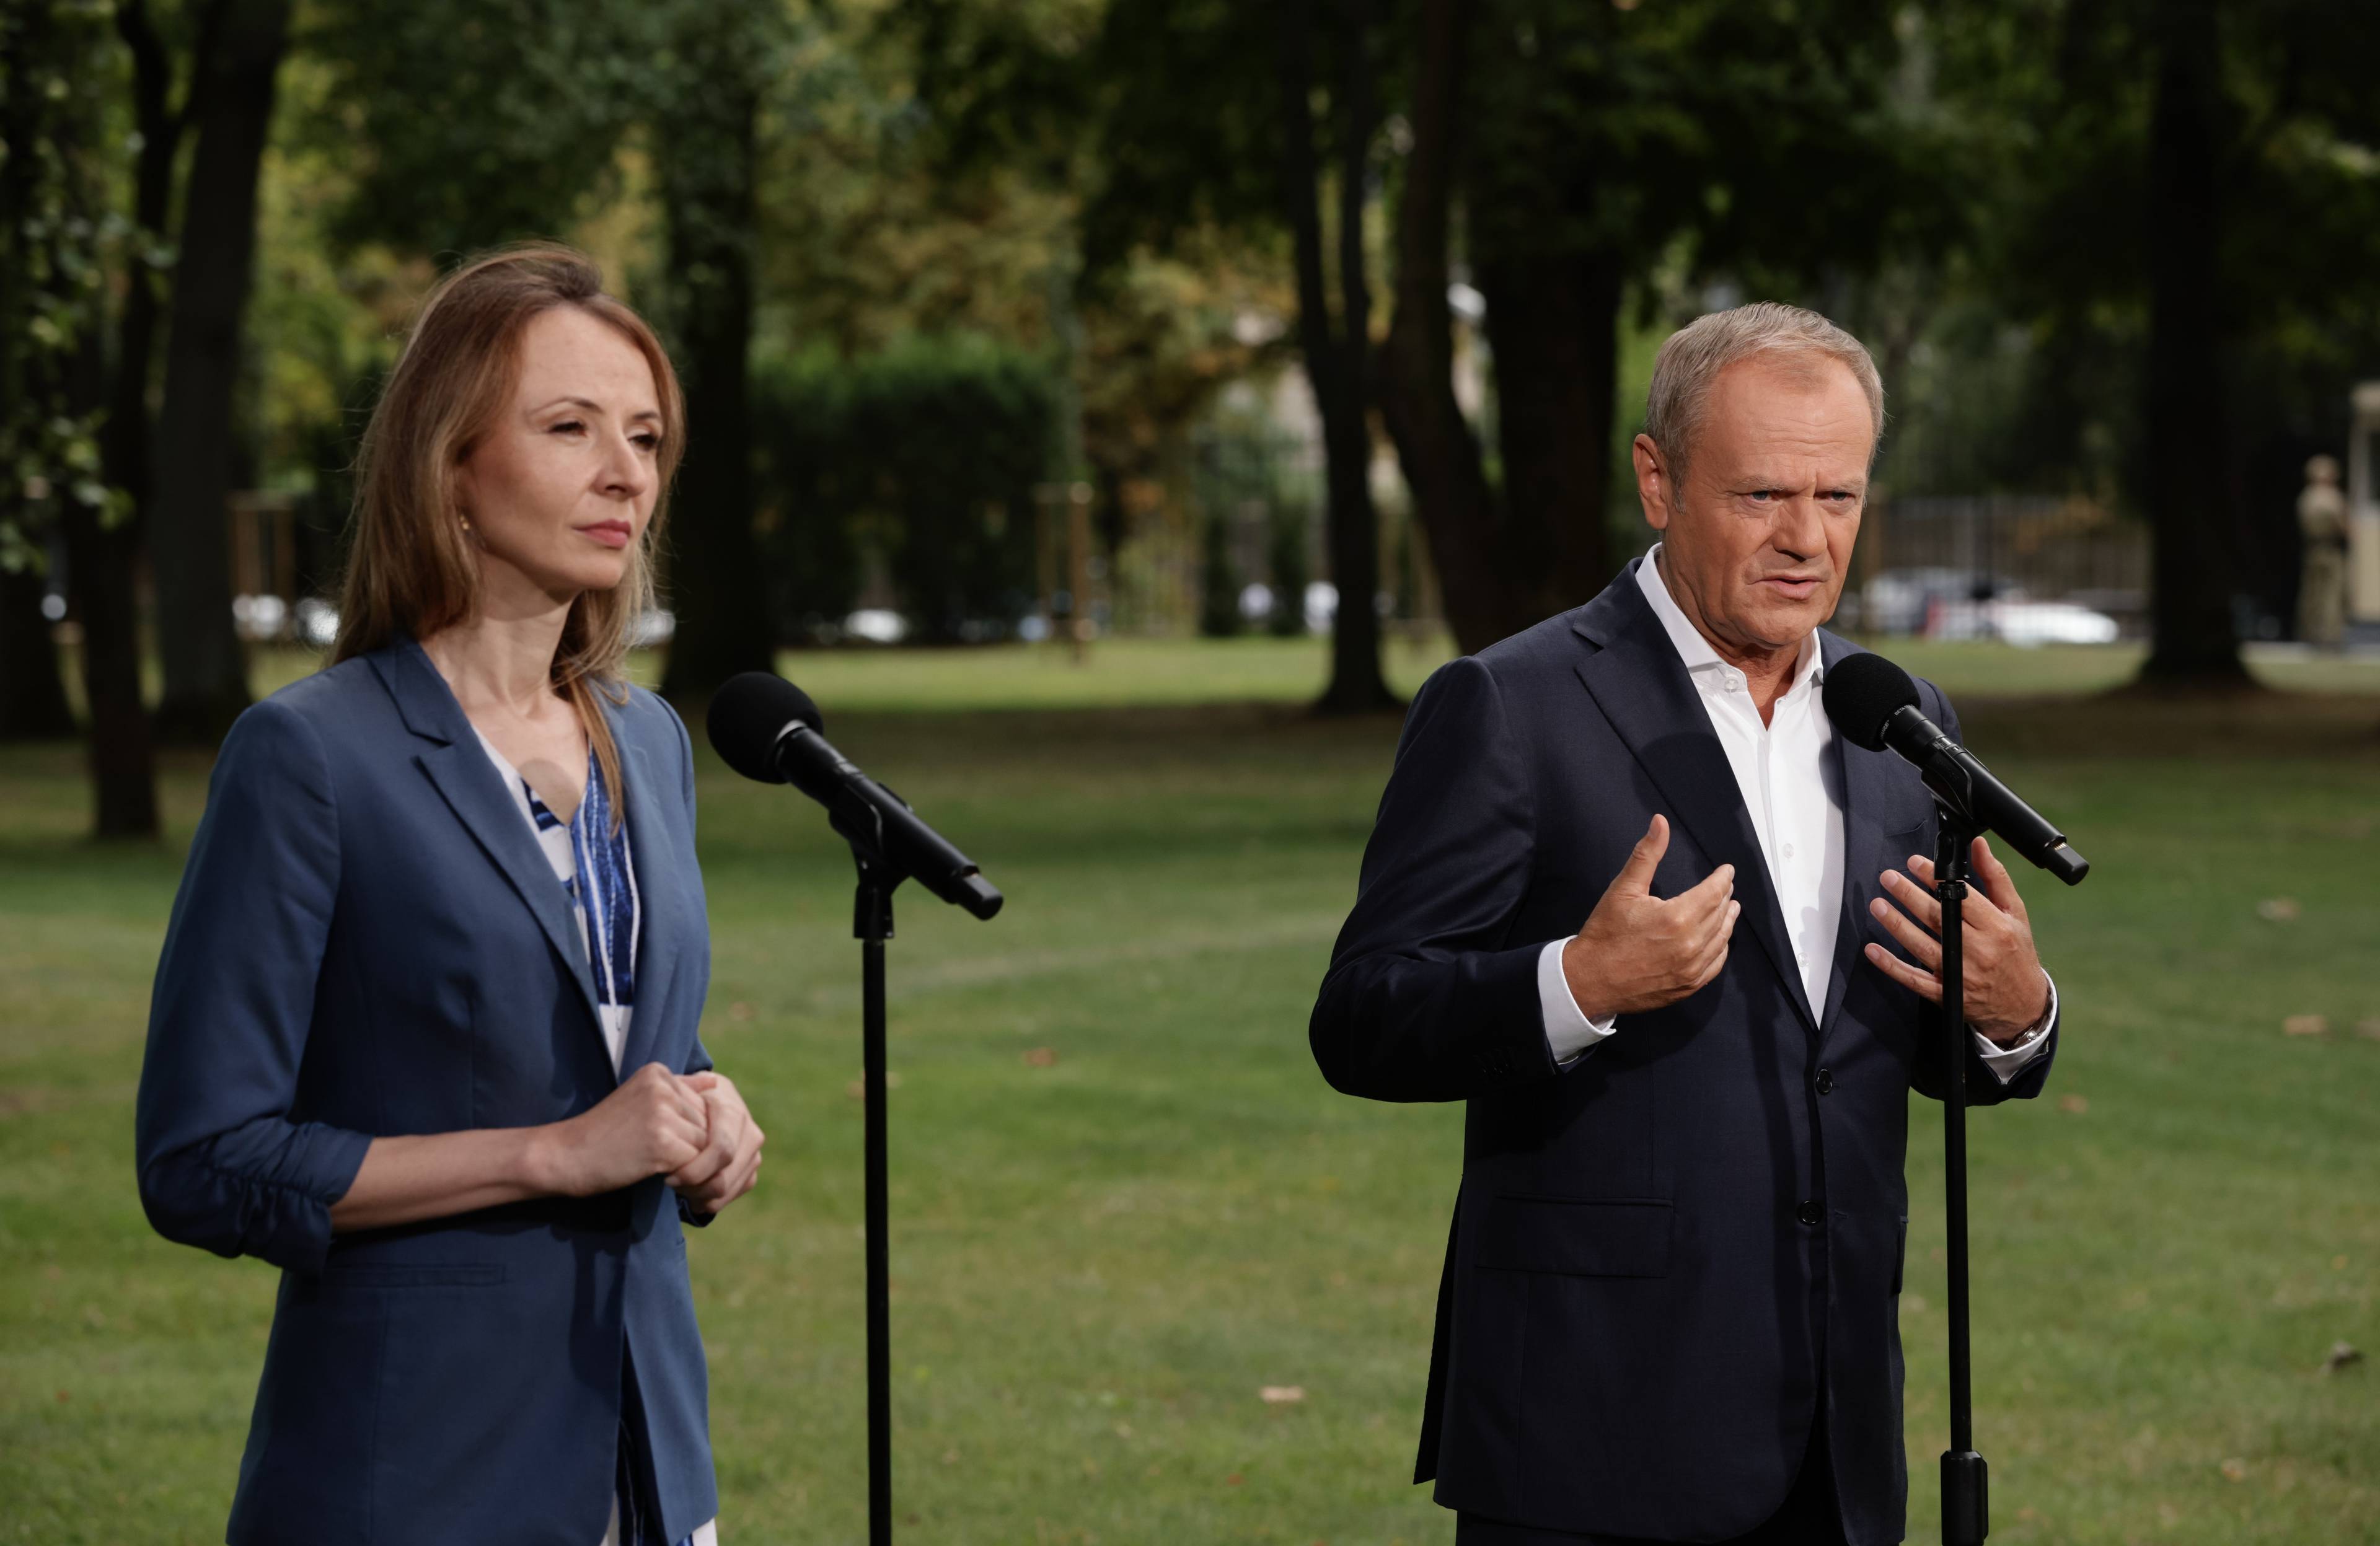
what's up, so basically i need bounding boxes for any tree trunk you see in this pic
[1276,0,1394,713]
[0,566,76,740]
[2137,0,2249,686]
[1474,249,1622,626]
[1380,0,1628,656]
[69,322,160,838]
[656,33,773,702]
[148,0,286,742]
[1375,0,1525,656]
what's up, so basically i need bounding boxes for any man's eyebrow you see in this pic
[532,396,663,423]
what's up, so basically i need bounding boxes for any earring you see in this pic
[458,511,474,534]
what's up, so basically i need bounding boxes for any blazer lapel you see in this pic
[1570,572,1820,1035]
[610,711,683,1078]
[1818,632,1918,1039]
[372,638,607,1040]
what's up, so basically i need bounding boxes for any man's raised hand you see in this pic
[1864,835,2051,1042]
[1562,814,1740,1021]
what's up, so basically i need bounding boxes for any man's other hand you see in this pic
[1562,814,1740,1021]
[1863,836,2051,1042]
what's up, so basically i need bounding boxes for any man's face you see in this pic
[1633,355,1873,658]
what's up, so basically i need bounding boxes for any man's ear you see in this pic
[1632,434,1673,532]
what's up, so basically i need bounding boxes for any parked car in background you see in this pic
[1858,566,2119,645]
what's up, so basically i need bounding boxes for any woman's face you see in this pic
[454,307,663,608]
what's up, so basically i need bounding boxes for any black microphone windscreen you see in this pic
[1822,652,1921,753]
[707,672,824,784]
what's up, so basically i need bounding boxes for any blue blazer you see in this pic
[136,635,718,1545]
[1309,564,2057,1545]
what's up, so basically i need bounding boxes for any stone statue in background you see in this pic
[2298,454,2350,649]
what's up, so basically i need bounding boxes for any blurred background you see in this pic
[2,1,2376,1542]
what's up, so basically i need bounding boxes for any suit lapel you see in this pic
[1817,633,1923,1041]
[372,638,607,1043]
[1570,573,1819,1035]
[610,709,682,1078]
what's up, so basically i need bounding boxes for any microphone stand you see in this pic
[1933,801,1989,1545]
[839,804,901,1546]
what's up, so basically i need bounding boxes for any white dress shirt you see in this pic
[1536,547,2055,1078]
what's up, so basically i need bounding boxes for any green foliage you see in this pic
[1460,0,1927,291]
[299,0,654,255]
[0,0,130,570]
[752,335,1056,643]
[1906,0,2380,504]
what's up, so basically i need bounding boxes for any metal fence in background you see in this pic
[1840,494,2149,643]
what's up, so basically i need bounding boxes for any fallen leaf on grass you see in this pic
[2059,1094,2090,1114]
[2256,897,2301,922]
[1023,1047,1058,1067]
[2358,1019,2380,1042]
[2323,1342,2363,1374]
[728,1001,754,1022]
[1260,1386,1306,1404]
[2282,1014,2329,1037]
[2221,1458,2247,1483]
[1225,1474,1244,1487]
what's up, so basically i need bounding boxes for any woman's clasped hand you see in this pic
[529,1062,766,1215]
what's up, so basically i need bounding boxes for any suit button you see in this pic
[1815,1068,1835,1095]
[1797,1200,1825,1226]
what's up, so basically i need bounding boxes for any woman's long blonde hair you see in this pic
[333,244,685,822]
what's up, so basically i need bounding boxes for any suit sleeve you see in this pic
[1907,680,2056,1108]
[1309,657,1556,1102]
[134,700,373,1273]
[663,696,721,1228]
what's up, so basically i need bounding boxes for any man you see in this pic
[1310,304,2060,1546]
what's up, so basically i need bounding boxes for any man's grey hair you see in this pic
[1642,302,1885,477]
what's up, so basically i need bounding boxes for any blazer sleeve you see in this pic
[664,696,723,1229]
[1308,656,1556,1103]
[134,699,373,1273]
[1906,680,2056,1108]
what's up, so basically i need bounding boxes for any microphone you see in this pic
[1822,652,2089,887]
[707,672,1004,920]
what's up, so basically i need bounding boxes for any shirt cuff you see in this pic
[1540,938,1620,1066]
[1972,972,2058,1085]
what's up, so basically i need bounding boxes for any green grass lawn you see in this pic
[3,641,2377,1544]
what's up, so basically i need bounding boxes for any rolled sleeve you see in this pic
[135,699,371,1273]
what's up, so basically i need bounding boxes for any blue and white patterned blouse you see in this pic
[475,731,641,1074]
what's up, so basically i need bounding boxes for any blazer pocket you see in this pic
[318,1262,506,1289]
[1474,1195,1673,1279]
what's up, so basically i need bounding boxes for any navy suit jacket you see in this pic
[135,635,718,1545]
[1310,564,2056,1545]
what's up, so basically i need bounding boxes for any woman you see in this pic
[134,244,759,1545]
